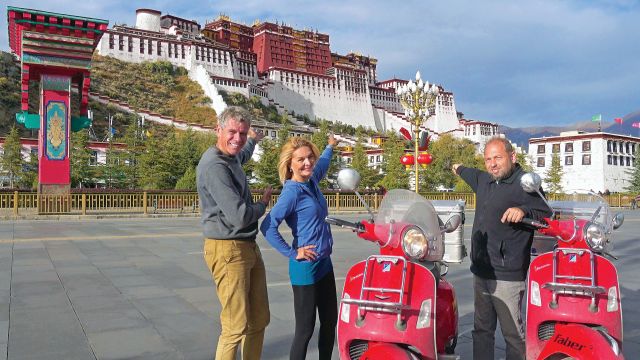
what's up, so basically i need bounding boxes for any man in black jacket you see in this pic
[453,137,550,360]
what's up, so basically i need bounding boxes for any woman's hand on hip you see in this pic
[296,245,317,261]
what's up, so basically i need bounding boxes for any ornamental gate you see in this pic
[7,7,108,213]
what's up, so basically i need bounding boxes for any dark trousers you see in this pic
[290,270,338,360]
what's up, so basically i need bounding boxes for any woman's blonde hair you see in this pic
[278,137,320,184]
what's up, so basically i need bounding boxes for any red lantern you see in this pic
[400,154,414,170]
[417,152,433,168]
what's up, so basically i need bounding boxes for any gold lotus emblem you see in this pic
[48,106,64,148]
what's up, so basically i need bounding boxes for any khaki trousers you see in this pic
[204,239,270,360]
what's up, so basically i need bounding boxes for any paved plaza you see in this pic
[1,211,639,359]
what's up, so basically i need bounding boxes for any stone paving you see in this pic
[0,211,639,359]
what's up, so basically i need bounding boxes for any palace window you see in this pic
[620,155,625,166]
[564,143,573,153]
[537,145,545,154]
[182,45,186,59]
[157,41,161,56]
[168,43,172,57]
[552,144,560,153]
[582,141,591,152]
[608,155,613,165]
[128,37,133,52]
[537,157,545,167]
[109,33,114,49]
[626,157,631,166]
[118,35,124,51]
[89,151,98,166]
[582,154,591,165]
[607,141,612,152]
[565,156,573,165]
[148,40,152,55]
[140,39,144,54]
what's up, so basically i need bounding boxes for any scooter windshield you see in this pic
[374,189,444,261]
[549,191,614,243]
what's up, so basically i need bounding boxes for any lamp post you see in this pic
[396,71,439,193]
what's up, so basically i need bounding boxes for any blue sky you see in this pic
[2,0,639,128]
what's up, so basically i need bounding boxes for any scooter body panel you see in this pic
[337,258,456,359]
[537,323,624,360]
[526,251,623,359]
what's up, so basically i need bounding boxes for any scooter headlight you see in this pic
[402,226,428,260]
[584,222,608,252]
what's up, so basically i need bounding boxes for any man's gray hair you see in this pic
[485,136,514,154]
[218,106,252,129]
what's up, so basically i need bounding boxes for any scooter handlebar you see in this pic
[521,217,549,229]
[325,217,365,232]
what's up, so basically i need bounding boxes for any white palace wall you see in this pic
[265,69,378,129]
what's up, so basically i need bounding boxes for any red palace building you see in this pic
[203,16,331,75]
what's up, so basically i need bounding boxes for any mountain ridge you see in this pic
[502,110,640,149]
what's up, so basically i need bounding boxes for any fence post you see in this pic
[13,191,18,216]
[374,193,378,210]
[143,191,148,215]
[82,194,87,215]
[335,192,340,211]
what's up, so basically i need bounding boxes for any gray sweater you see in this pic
[196,138,266,240]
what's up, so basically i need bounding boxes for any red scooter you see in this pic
[326,169,463,360]
[520,172,625,360]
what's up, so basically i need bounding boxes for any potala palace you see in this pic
[96,8,499,143]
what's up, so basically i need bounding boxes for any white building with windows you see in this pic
[528,131,640,193]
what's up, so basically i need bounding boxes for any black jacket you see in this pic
[457,164,551,281]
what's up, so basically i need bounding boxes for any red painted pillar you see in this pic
[38,74,71,212]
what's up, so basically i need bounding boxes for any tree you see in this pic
[544,152,564,194]
[625,148,640,193]
[70,130,94,188]
[351,129,380,189]
[311,120,340,188]
[254,115,291,188]
[516,151,534,173]
[377,131,409,190]
[422,134,482,191]
[254,137,282,188]
[1,126,24,188]
[138,132,168,189]
[175,166,197,190]
[97,139,126,188]
[120,116,144,189]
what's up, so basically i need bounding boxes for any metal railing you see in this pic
[0,191,635,217]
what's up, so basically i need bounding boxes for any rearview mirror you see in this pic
[520,172,542,193]
[442,214,462,233]
[337,168,361,192]
[613,213,624,230]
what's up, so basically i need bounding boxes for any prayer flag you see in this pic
[399,127,412,141]
[615,118,623,124]
[633,122,640,129]
[592,114,602,122]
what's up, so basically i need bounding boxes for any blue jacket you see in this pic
[260,145,334,261]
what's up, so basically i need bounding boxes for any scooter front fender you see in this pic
[537,323,624,360]
[360,342,418,360]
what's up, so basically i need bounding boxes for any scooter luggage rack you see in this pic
[341,255,409,321]
[543,247,606,311]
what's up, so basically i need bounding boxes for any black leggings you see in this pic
[290,270,338,360]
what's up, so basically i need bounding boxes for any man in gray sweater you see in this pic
[197,106,272,360]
